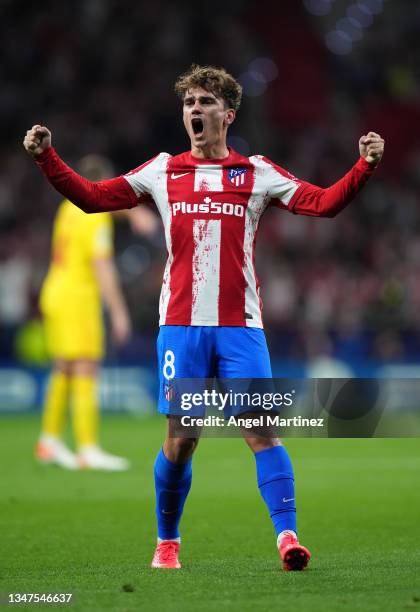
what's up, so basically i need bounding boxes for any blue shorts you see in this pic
[157,326,272,415]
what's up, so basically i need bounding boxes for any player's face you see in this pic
[183,87,235,150]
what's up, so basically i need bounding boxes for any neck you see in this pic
[191,142,229,160]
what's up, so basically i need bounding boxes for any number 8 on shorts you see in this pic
[163,350,175,380]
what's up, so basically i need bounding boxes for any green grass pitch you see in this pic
[1,414,419,611]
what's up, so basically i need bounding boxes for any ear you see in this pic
[224,109,236,127]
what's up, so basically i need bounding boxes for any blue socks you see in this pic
[154,445,295,541]
[255,445,297,537]
[154,448,192,540]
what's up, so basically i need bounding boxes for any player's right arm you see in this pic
[93,256,132,345]
[23,125,138,213]
[86,214,131,345]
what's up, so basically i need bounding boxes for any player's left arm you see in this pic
[276,132,385,218]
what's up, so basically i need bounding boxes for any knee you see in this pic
[72,360,98,378]
[244,436,281,454]
[164,437,198,463]
[170,437,197,453]
[54,360,72,377]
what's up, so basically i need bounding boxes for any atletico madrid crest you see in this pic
[164,383,174,402]
[228,167,247,186]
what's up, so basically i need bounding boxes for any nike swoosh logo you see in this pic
[162,509,177,515]
[282,497,294,503]
[171,172,190,180]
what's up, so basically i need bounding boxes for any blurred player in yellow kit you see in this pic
[35,155,157,471]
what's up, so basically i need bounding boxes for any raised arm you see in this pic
[23,125,138,213]
[288,132,385,218]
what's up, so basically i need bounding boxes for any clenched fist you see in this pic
[23,125,51,157]
[359,132,384,166]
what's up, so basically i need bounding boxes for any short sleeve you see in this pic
[87,214,113,259]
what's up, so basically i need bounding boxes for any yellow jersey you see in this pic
[40,199,113,316]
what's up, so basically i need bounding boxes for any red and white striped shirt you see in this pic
[36,147,375,328]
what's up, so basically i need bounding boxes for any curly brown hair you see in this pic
[174,64,242,111]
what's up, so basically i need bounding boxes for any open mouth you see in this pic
[191,117,204,136]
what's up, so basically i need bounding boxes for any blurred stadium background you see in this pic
[0,0,419,412]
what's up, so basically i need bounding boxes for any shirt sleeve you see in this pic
[258,156,376,217]
[93,215,113,258]
[35,147,153,213]
[288,158,376,217]
[85,214,113,260]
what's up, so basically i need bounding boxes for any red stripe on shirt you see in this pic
[164,157,195,325]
